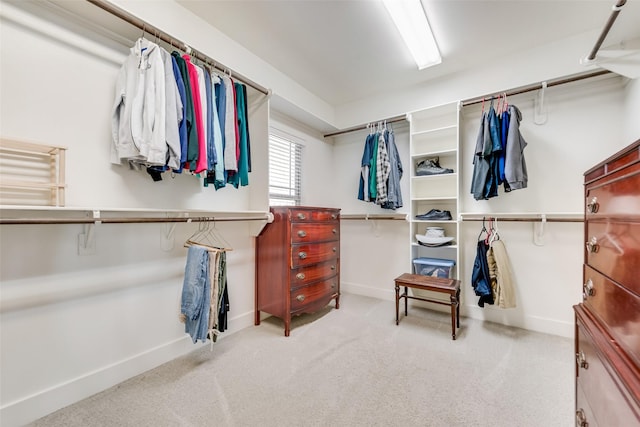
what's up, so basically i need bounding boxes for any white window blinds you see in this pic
[269,133,302,206]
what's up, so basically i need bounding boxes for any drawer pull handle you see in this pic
[586,197,599,214]
[331,265,336,271]
[297,213,307,220]
[585,237,599,253]
[297,230,307,238]
[296,273,305,280]
[332,228,337,234]
[296,294,305,302]
[298,252,307,259]
[583,279,595,299]
[332,247,337,253]
[331,282,336,288]
[331,214,337,220]
[575,351,589,370]
[575,409,588,427]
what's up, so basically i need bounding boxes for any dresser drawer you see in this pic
[290,208,339,222]
[290,278,339,312]
[291,221,339,243]
[583,265,640,365]
[585,162,640,219]
[290,260,339,288]
[585,220,640,293]
[576,317,640,426]
[291,241,339,268]
[576,382,599,427]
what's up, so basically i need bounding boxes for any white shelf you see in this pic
[411,148,457,159]
[408,101,460,277]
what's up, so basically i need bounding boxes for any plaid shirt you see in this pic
[375,131,391,205]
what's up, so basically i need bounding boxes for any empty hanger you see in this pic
[185,220,233,251]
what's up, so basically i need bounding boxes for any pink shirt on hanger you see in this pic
[183,55,207,174]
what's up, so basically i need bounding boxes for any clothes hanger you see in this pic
[185,220,233,251]
[489,217,500,246]
[478,217,489,242]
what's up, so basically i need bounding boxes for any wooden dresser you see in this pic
[255,206,341,336]
[574,139,640,426]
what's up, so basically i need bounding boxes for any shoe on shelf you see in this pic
[416,157,453,176]
[414,209,452,220]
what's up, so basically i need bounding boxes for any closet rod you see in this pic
[460,217,583,223]
[587,0,627,61]
[461,69,612,107]
[0,215,271,225]
[86,0,269,96]
[341,213,407,220]
[323,115,407,138]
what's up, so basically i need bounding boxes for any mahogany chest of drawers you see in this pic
[574,139,640,426]
[255,206,340,336]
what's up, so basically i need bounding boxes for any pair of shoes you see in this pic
[415,209,452,220]
[416,157,453,176]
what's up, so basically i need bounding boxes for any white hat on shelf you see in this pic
[415,227,454,246]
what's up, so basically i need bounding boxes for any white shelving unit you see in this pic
[407,101,461,279]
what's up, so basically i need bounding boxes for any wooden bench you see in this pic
[394,273,461,340]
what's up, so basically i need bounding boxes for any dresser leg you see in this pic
[335,294,340,309]
[255,309,261,326]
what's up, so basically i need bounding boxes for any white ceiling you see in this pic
[176,0,640,108]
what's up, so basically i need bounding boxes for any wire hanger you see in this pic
[185,219,233,251]
[478,217,489,242]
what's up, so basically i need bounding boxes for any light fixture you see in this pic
[382,0,441,70]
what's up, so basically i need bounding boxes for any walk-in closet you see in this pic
[1,1,639,426]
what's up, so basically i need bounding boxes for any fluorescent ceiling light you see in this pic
[382,0,441,70]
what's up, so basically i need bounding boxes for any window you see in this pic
[269,132,302,206]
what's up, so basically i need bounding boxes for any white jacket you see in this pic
[112,38,166,166]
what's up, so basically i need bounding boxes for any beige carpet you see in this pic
[29,293,574,426]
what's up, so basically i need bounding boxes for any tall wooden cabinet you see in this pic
[574,139,640,426]
[407,102,460,277]
[255,206,340,336]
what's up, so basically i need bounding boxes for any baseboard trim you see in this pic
[341,281,395,302]
[0,310,256,426]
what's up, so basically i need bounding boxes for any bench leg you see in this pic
[450,294,457,340]
[395,283,400,325]
[404,286,408,316]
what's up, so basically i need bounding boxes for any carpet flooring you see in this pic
[29,293,574,426]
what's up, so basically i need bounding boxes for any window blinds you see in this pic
[269,133,302,206]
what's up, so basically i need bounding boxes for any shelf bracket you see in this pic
[78,210,101,255]
[533,214,546,246]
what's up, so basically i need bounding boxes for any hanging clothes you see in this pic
[471,224,494,307]
[180,245,211,343]
[172,52,196,172]
[487,239,516,308]
[111,37,167,166]
[381,127,403,210]
[357,123,403,210]
[504,105,528,191]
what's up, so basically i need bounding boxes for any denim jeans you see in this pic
[181,246,211,343]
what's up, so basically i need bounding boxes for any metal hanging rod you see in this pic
[86,0,269,96]
[0,215,271,225]
[586,0,627,61]
[341,213,408,220]
[324,115,408,138]
[461,69,612,107]
[459,214,583,223]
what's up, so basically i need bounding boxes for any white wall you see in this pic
[0,4,270,426]
[624,77,640,143]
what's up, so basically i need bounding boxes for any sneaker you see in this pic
[415,209,452,220]
[416,157,453,176]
